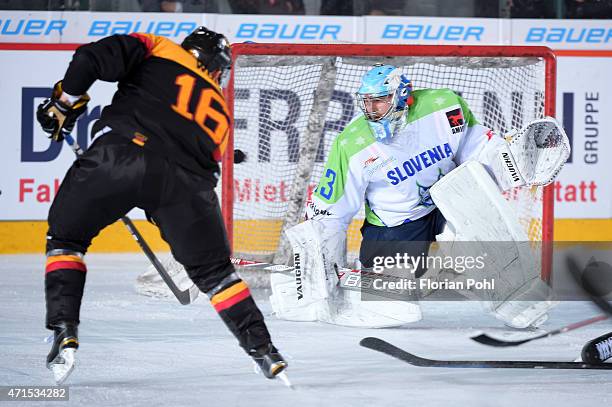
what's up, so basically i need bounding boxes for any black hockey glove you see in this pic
[36,81,90,142]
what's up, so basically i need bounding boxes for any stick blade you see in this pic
[470,333,529,347]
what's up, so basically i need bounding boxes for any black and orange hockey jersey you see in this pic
[61,33,231,186]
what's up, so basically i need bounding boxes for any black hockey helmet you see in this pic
[181,26,231,87]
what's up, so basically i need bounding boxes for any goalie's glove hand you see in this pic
[36,81,90,142]
[505,117,570,187]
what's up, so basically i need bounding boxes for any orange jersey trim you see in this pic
[131,33,224,95]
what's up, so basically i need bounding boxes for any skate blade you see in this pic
[276,371,293,389]
[252,362,293,388]
[49,348,76,385]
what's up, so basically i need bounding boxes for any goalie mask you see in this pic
[182,26,232,88]
[356,64,412,144]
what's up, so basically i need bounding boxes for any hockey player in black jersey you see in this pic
[37,27,287,384]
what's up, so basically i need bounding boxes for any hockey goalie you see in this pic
[269,64,570,329]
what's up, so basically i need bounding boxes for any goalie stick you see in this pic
[470,255,612,347]
[471,314,609,347]
[64,134,199,305]
[230,256,391,292]
[360,337,612,370]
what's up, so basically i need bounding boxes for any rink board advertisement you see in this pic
[1,13,611,50]
[555,57,612,220]
[0,11,205,43]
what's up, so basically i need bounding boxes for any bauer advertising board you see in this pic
[362,16,504,45]
[511,19,612,50]
[0,11,204,43]
[213,14,360,43]
[0,11,359,44]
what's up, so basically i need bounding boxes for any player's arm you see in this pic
[453,94,569,190]
[36,34,149,142]
[309,133,367,231]
[62,34,149,96]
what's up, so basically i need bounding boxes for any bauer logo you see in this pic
[525,27,612,44]
[87,20,197,38]
[380,24,485,41]
[0,18,66,36]
[235,23,342,41]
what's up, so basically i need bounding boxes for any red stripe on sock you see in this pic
[213,288,251,312]
[45,261,87,274]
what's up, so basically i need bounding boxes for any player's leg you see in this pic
[359,208,446,277]
[45,135,144,382]
[147,166,286,378]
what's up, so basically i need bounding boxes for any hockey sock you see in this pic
[208,277,272,352]
[45,253,87,328]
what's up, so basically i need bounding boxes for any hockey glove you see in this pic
[37,81,90,142]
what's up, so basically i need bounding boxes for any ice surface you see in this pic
[1,253,610,407]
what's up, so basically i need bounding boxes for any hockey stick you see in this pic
[361,337,612,370]
[471,314,608,347]
[63,134,199,305]
[230,256,400,294]
[471,255,612,347]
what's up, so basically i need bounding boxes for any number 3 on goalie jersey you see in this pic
[171,74,229,144]
[319,168,336,200]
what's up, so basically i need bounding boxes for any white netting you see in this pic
[229,53,548,264]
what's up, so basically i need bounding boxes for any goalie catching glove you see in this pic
[37,81,90,142]
[488,117,570,190]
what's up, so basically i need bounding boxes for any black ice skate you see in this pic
[46,322,79,384]
[249,344,290,385]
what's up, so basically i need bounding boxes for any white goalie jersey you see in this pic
[306,88,506,235]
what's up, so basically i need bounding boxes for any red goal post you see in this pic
[221,44,557,280]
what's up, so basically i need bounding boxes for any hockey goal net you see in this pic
[222,44,556,280]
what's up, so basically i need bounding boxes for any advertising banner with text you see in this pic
[0,12,610,223]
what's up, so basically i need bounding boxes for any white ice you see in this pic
[1,253,611,407]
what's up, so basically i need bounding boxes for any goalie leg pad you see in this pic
[329,267,422,328]
[430,161,556,328]
[271,221,422,328]
[269,271,329,322]
[270,221,336,321]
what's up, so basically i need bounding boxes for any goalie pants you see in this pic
[45,132,271,351]
[359,208,446,277]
